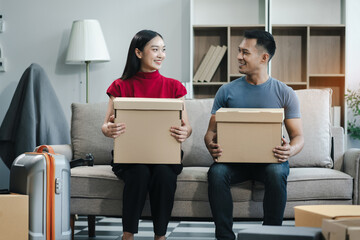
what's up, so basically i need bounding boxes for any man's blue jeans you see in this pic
[207,161,290,240]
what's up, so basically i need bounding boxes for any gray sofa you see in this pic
[50,89,360,237]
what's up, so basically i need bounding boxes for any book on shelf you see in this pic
[193,45,216,82]
[199,45,222,82]
[203,45,227,82]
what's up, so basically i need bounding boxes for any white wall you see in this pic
[346,0,360,90]
[0,0,191,124]
[346,0,360,148]
[0,0,190,189]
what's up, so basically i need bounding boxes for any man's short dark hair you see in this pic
[244,30,276,60]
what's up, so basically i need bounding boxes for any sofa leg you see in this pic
[70,214,75,240]
[88,215,96,237]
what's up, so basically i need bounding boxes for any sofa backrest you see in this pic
[71,102,113,165]
[70,99,215,166]
[182,89,334,168]
[70,89,336,168]
[182,99,214,167]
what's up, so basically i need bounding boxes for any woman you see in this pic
[102,30,192,240]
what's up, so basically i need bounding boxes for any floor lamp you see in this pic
[65,19,110,103]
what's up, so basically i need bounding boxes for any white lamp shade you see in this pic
[66,19,110,64]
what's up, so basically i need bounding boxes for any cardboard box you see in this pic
[216,108,284,163]
[113,97,183,164]
[294,205,360,228]
[0,193,28,240]
[322,218,360,240]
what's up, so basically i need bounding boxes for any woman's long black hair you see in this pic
[121,30,163,80]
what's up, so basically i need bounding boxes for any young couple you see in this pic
[102,29,304,240]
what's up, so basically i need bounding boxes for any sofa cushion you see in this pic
[71,165,123,200]
[287,89,333,168]
[252,168,353,202]
[71,166,352,202]
[71,165,252,202]
[182,99,214,167]
[176,167,252,202]
[71,102,113,165]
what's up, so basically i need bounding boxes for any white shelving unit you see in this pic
[190,0,346,126]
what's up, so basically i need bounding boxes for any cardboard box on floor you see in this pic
[322,218,360,240]
[0,193,28,240]
[113,97,183,164]
[294,205,360,228]
[216,108,284,163]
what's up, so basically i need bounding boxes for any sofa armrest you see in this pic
[344,148,360,204]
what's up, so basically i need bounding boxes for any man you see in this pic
[204,30,304,240]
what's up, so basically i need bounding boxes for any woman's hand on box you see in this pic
[102,97,126,139]
[170,119,189,143]
[104,115,126,139]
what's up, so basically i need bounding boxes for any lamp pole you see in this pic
[66,20,110,103]
[85,60,90,103]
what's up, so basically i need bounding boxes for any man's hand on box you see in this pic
[207,133,222,162]
[170,119,189,143]
[106,115,126,139]
[273,137,291,162]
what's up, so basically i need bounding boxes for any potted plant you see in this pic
[345,89,360,140]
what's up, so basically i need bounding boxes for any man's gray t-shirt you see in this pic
[211,76,301,119]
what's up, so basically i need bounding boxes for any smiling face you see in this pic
[135,36,166,72]
[237,38,268,75]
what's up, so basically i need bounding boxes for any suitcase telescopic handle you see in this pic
[37,145,55,154]
[37,144,56,239]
